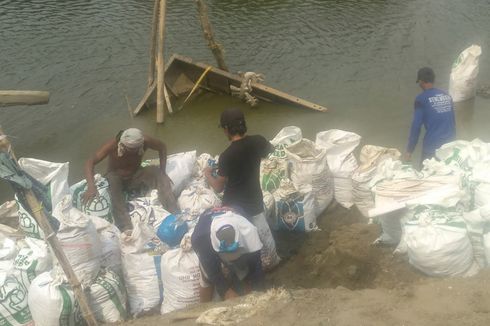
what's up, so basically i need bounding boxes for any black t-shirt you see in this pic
[218,135,273,217]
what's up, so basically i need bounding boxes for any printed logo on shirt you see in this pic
[428,94,452,113]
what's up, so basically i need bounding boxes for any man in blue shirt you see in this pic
[405,67,456,164]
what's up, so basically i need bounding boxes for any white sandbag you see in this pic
[13,238,52,289]
[285,139,334,215]
[167,151,197,195]
[16,159,70,239]
[250,212,280,270]
[369,158,465,217]
[404,208,477,277]
[121,222,163,316]
[28,271,83,326]
[270,126,302,147]
[0,274,32,326]
[272,179,317,232]
[129,190,173,230]
[259,127,301,194]
[18,158,70,209]
[315,129,361,208]
[260,155,289,194]
[178,184,221,221]
[91,216,122,275]
[71,174,114,224]
[160,241,201,314]
[53,195,102,287]
[449,45,482,103]
[143,151,197,196]
[88,269,128,323]
[352,145,401,217]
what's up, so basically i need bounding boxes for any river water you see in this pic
[1,0,489,199]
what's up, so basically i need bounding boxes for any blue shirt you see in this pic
[407,88,456,156]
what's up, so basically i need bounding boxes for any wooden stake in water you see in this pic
[156,0,167,123]
[196,0,229,72]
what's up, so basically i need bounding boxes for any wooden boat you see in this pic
[133,54,327,116]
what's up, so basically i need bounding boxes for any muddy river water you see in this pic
[1,0,490,199]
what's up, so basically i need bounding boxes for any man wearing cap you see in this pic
[191,207,264,301]
[83,128,178,231]
[405,67,456,164]
[205,108,280,270]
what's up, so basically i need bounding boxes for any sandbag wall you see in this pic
[365,139,490,277]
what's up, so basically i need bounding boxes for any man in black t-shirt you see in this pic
[205,108,280,271]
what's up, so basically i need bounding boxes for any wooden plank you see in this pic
[133,82,156,116]
[156,0,167,123]
[167,55,328,112]
[0,91,49,107]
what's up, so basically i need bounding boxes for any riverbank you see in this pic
[119,205,490,325]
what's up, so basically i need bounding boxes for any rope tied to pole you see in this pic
[230,71,265,107]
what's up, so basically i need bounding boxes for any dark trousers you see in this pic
[106,166,178,231]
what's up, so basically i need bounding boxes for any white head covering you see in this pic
[210,211,262,257]
[117,128,145,157]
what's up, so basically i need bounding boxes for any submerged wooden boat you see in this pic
[133,54,327,116]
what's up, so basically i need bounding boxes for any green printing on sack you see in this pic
[95,272,127,320]
[0,276,32,326]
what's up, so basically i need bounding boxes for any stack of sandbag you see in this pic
[160,233,201,314]
[449,44,482,103]
[315,129,361,209]
[71,174,114,224]
[53,195,102,288]
[142,151,197,196]
[351,145,401,217]
[28,271,83,326]
[121,222,164,317]
[88,268,128,323]
[285,138,334,217]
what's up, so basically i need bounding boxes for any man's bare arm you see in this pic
[82,139,115,203]
[144,135,167,172]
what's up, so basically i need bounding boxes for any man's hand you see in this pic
[203,166,213,177]
[82,186,99,205]
[224,288,239,300]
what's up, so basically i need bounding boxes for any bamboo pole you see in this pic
[195,0,229,71]
[0,90,49,107]
[147,0,160,88]
[156,0,167,123]
[0,128,98,326]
